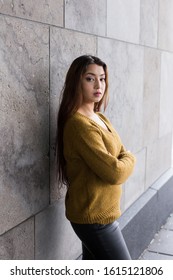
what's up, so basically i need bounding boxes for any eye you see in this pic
[100,77,106,82]
[86,76,95,82]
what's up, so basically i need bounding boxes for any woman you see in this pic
[56,55,136,260]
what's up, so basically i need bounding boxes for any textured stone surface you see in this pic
[119,173,173,259]
[0,16,49,234]
[0,218,34,260]
[0,0,63,27]
[35,199,81,260]
[119,188,157,229]
[65,0,106,36]
[119,188,158,259]
[140,0,158,47]
[158,0,173,52]
[124,148,146,211]
[140,251,173,260]
[143,48,160,146]
[0,0,173,262]
[107,0,140,43]
[50,27,97,202]
[139,213,173,260]
[98,38,143,153]
[159,52,173,137]
[156,176,173,226]
[146,134,172,188]
[148,229,173,256]
[164,214,173,230]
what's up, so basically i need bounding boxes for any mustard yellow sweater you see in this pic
[63,112,136,224]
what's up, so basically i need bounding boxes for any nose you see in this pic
[94,78,101,89]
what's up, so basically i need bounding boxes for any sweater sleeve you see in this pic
[74,125,136,185]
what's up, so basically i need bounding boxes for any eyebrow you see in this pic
[85,72,105,76]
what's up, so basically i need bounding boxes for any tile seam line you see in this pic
[1,12,173,55]
[0,12,63,28]
[0,205,50,237]
[147,250,173,257]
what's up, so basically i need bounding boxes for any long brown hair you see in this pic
[56,55,109,185]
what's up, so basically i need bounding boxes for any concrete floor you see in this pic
[139,213,173,260]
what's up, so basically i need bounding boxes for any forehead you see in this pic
[84,64,105,75]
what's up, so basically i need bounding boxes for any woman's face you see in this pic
[79,64,106,106]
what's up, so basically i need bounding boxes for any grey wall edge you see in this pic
[117,168,173,260]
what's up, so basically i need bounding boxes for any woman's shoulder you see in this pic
[65,112,93,131]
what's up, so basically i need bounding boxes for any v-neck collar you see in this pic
[75,112,112,133]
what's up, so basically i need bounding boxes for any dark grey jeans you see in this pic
[71,220,131,260]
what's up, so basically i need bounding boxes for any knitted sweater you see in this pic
[63,112,136,224]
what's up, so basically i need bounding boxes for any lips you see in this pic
[94,91,102,97]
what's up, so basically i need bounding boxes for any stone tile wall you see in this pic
[0,0,173,259]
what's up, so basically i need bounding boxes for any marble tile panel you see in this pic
[50,27,96,202]
[65,0,106,36]
[0,0,63,27]
[158,0,173,52]
[124,148,146,211]
[98,38,144,153]
[159,51,173,137]
[35,199,81,260]
[107,0,140,44]
[0,16,49,234]
[143,48,160,146]
[0,217,34,260]
[140,0,158,48]
[146,133,172,188]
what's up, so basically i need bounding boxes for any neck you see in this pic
[77,103,95,117]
